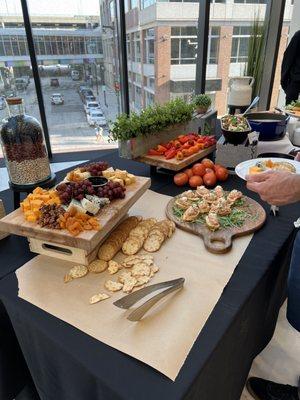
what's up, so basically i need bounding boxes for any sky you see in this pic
[0,0,100,16]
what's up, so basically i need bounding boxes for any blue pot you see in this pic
[245,112,289,141]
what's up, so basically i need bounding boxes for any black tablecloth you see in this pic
[0,150,299,400]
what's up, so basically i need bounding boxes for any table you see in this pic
[0,149,299,400]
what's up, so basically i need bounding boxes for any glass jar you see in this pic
[0,97,51,186]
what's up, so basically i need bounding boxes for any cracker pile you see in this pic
[143,220,175,252]
[97,216,142,268]
[104,254,159,294]
[122,218,157,255]
[122,219,175,255]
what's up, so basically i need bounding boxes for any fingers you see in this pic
[246,181,265,194]
[245,171,272,183]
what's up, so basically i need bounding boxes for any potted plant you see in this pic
[110,98,195,159]
[193,94,212,114]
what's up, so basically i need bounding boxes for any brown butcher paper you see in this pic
[17,189,253,381]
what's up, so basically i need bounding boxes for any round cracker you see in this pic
[88,259,108,273]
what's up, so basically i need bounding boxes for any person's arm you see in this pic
[281,31,300,91]
[246,170,300,206]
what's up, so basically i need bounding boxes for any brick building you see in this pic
[99,0,294,115]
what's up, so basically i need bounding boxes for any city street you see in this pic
[0,75,120,155]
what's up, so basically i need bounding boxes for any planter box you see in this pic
[118,109,217,159]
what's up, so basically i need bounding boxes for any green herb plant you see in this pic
[110,98,194,142]
[193,94,212,113]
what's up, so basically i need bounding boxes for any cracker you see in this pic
[151,264,159,273]
[135,276,150,286]
[131,262,151,277]
[129,226,149,239]
[64,274,73,283]
[108,260,120,275]
[122,237,142,255]
[132,284,145,292]
[148,229,165,241]
[98,243,117,261]
[88,259,108,273]
[123,276,137,293]
[143,236,162,252]
[104,280,123,292]
[69,265,88,279]
[89,293,110,304]
[118,271,132,283]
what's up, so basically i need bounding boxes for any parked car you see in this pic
[80,89,94,101]
[51,93,64,105]
[87,110,107,126]
[78,85,89,93]
[15,78,28,91]
[0,96,6,110]
[84,101,101,114]
[50,78,59,87]
[71,70,80,81]
[84,95,96,104]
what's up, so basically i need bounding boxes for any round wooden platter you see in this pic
[166,194,266,254]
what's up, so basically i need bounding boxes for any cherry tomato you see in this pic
[174,172,189,186]
[213,164,222,171]
[203,172,217,187]
[215,167,229,182]
[201,158,215,169]
[189,175,203,188]
[192,163,206,177]
[183,168,193,178]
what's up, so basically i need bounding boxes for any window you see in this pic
[131,0,139,9]
[144,28,155,64]
[208,27,220,64]
[133,32,141,62]
[145,91,155,106]
[134,85,142,110]
[142,0,156,8]
[171,27,219,65]
[126,34,131,60]
[234,0,267,3]
[230,26,251,63]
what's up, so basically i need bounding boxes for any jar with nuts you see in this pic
[0,97,51,186]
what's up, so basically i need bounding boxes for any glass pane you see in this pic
[270,1,297,109]
[25,0,121,153]
[208,0,270,114]
[0,5,43,159]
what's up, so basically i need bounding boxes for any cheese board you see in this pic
[166,192,266,254]
[136,145,216,172]
[0,176,151,261]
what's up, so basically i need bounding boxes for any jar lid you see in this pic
[6,97,23,105]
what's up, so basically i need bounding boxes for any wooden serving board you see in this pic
[136,145,216,171]
[0,176,151,253]
[166,195,266,254]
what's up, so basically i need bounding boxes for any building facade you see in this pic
[100,0,294,115]
[0,15,103,89]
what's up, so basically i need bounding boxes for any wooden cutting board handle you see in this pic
[202,232,233,254]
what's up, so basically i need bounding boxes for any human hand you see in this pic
[246,170,300,206]
[295,152,300,162]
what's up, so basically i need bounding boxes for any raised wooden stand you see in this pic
[0,176,151,265]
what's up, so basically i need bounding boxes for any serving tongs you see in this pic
[114,278,185,321]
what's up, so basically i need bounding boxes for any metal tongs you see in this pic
[114,278,185,321]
